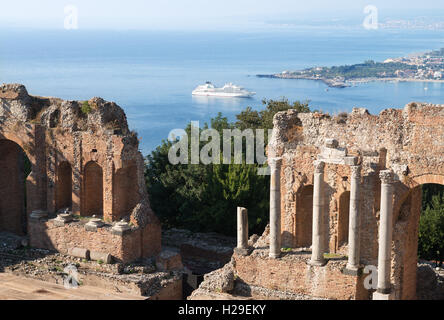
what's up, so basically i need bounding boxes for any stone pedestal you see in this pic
[269,158,282,259]
[376,170,395,295]
[373,291,395,300]
[29,210,48,221]
[85,216,104,232]
[310,160,326,266]
[111,220,131,236]
[53,213,73,227]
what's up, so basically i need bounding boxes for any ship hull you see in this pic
[192,91,255,98]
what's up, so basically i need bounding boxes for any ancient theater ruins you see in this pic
[191,103,444,300]
[0,83,162,263]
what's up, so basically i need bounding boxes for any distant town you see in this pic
[258,48,444,88]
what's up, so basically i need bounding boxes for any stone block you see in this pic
[325,138,339,148]
[344,156,359,166]
[156,249,183,271]
[68,247,90,260]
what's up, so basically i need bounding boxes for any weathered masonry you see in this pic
[263,103,443,299]
[0,84,161,263]
[192,103,443,300]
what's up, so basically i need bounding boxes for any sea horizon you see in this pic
[1,27,444,155]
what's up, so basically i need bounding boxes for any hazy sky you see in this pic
[1,0,444,30]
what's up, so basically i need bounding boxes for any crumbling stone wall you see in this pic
[267,103,444,299]
[0,84,161,263]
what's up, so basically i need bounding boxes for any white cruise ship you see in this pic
[192,82,255,98]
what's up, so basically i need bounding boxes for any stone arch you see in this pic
[113,161,140,221]
[82,161,103,217]
[392,175,444,300]
[55,161,72,212]
[0,139,30,235]
[412,174,444,187]
[337,191,350,249]
[296,184,313,248]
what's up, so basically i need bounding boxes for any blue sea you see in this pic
[1,28,443,155]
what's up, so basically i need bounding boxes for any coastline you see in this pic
[256,74,444,88]
[348,77,444,84]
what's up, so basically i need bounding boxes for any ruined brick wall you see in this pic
[234,251,369,300]
[268,103,444,299]
[0,83,161,263]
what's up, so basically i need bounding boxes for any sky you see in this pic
[1,0,444,30]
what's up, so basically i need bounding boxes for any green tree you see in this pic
[145,98,310,236]
[418,184,444,266]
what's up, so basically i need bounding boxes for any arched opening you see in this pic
[83,161,103,217]
[394,181,444,300]
[55,161,72,212]
[337,191,350,249]
[0,139,31,235]
[296,185,313,248]
[113,162,139,221]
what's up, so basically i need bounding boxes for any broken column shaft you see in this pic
[237,207,248,250]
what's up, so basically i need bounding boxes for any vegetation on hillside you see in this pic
[145,98,310,236]
[145,99,444,264]
[418,184,444,266]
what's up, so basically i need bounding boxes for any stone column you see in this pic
[345,165,362,273]
[310,160,326,266]
[374,170,395,300]
[235,207,250,255]
[237,207,248,249]
[269,157,282,259]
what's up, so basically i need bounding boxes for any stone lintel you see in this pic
[344,156,359,166]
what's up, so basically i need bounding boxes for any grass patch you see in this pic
[323,253,346,259]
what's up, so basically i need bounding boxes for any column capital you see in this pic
[269,157,283,170]
[313,160,325,173]
[350,165,362,177]
[379,170,394,184]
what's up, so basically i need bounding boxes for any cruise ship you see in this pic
[192,82,255,98]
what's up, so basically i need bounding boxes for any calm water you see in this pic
[1,28,443,155]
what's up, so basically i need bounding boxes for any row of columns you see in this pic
[267,157,395,298]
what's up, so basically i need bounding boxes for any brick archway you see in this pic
[55,161,72,212]
[82,161,103,217]
[337,191,350,250]
[0,139,30,235]
[393,175,444,300]
[296,184,313,248]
